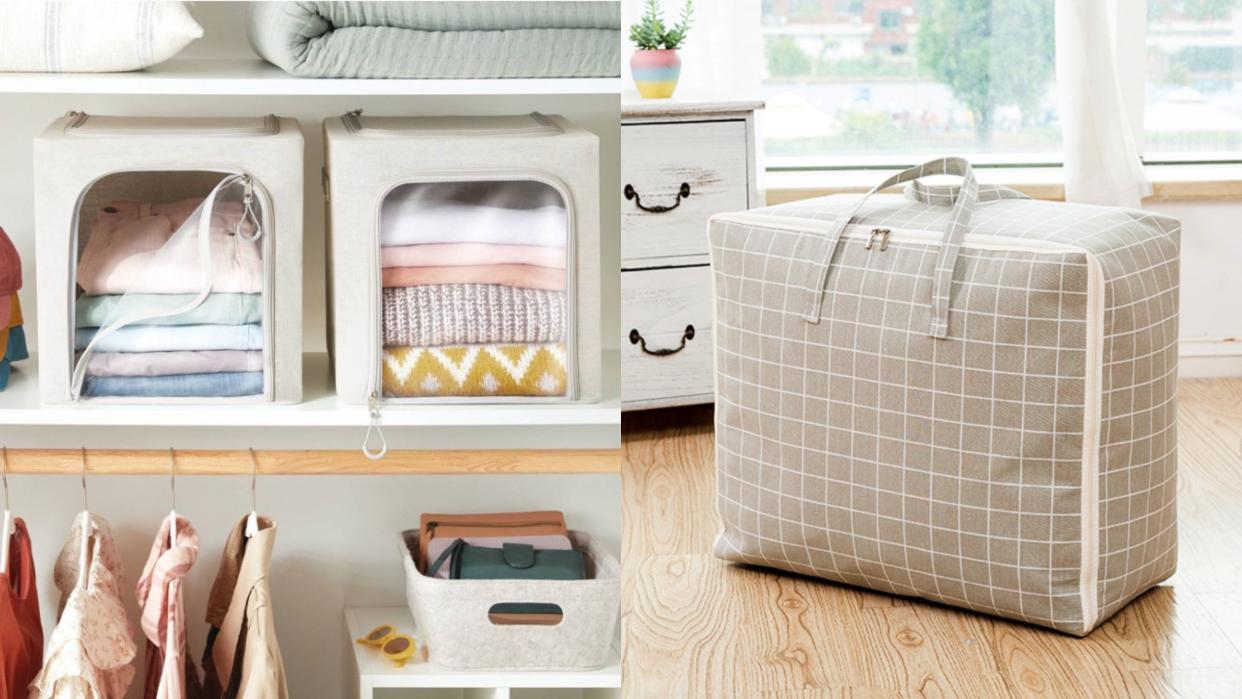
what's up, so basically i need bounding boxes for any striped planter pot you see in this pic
[630,49,681,99]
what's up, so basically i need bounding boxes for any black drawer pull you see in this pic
[624,182,691,213]
[630,325,695,356]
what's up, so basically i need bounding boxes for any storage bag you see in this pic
[34,113,304,404]
[400,530,619,671]
[709,158,1180,635]
[323,112,601,419]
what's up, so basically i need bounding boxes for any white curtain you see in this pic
[620,0,762,96]
[1056,0,1152,208]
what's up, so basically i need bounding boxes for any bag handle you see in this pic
[799,157,979,339]
[426,538,467,579]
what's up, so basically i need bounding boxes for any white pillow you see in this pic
[0,2,203,73]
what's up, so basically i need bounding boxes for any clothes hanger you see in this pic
[168,447,178,548]
[77,447,91,591]
[245,448,259,538]
[1,446,12,577]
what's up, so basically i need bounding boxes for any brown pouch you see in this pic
[417,511,567,572]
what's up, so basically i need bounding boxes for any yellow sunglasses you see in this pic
[356,624,418,667]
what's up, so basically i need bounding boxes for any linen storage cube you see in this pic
[323,112,601,407]
[34,112,303,403]
[710,158,1180,636]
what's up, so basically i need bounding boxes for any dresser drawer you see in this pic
[621,120,750,266]
[622,265,714,408]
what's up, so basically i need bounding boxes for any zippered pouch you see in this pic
[416,511,568,573]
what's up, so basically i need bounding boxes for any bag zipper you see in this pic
[63,110,279,137]
[426,520,564,533]
[341,109,561,138]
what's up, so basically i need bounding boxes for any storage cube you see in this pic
[34,112,303,403]
[323,112,601,406]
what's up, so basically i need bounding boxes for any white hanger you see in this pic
[1,447,12,577]
[77,447,91,591]
[245,448,259,538]
[168,447,178,548]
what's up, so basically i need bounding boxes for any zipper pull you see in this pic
[235,175,262,241]
[363,392,388,460]
[346,109,363,118]
[865,228,892,252]
[66,111,88,128]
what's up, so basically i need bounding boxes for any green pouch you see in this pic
[427,538,587,581]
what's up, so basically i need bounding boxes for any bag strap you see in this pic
[798,157,979,339]
[426,538,467,579]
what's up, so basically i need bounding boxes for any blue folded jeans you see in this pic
[82,371,263,397]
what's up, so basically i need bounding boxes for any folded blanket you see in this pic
[80,350,264,378]
[381,181,566,248]
[383,265,564,290]
[383,343,567,397]
[75,324,263,353]
[76,293,262,328]
[383,285,566,347]
[83,372,263,398]
[77,198,263,295]
[247,1,620,79]
[381,243,566,270]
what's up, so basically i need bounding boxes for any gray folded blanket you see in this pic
[383,284,567,347]
[247,1,621,79]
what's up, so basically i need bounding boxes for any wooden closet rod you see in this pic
[0,448,619,475]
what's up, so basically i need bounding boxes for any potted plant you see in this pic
[628,0,693,99]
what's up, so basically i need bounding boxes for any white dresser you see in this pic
[620,96,764,411]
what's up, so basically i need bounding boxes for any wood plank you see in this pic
[0,448,620,475]
[622,379,1242,697]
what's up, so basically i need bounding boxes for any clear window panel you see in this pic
[1145,0,1242,159]
[378,180,571,400]
[761,0,1059,167]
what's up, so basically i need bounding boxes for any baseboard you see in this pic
[1180,338,1242,378]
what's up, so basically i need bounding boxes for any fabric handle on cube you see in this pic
[798,156,978,339]
[70,174,256,397]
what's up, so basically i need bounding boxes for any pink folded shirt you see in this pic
[425,534,573,579]
[76,198,262,295]
[382,264,565,291]
[381,243,566,270]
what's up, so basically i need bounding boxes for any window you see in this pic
[1145,0,1242,160]
[762,0,1060,168]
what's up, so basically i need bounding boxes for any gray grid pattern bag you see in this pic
[709,157,1179,635]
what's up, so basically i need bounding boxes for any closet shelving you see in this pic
[345,606,621,698]
[0,59,623,96]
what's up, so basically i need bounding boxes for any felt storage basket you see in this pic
[709,157,1180,636]
[400,529,619,671]
[323,112,601,409]
[33,112,304,404]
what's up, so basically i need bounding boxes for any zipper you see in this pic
[341,109,561,138]
[713,211,1097,257]
[426,520,563,532]
[63,111,279,137]
[67,169,274,402]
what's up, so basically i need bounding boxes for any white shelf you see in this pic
[345,606,621,690]
[0,59,622,96]
[0,352,619,429]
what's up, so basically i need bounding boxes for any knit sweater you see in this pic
[382,284,566,348]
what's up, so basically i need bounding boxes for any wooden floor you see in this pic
[622,379,1242,698]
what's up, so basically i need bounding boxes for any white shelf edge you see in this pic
[0,352,620,429]
[345,606,621,689]
[0,59,622,96]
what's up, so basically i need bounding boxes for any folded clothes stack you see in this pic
[380,182,569,398]
[0,226,29,390]
[74,198,264,398]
